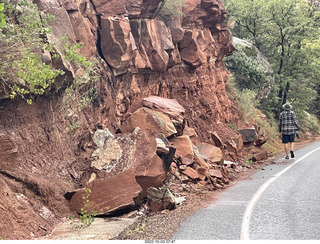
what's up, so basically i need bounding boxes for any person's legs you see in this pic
[290,142,294,151]
[284,143,290,158]
[282,134,290,159]
[289,134,295,158]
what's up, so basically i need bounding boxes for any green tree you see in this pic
[224,0,320,122]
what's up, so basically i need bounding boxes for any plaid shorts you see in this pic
[282,133,295,143]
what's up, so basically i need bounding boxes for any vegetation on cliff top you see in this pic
[0,0,96,105]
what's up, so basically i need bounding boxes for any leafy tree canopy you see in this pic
[223,0,320,125]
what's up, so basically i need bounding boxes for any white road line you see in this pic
[240,147,320,240]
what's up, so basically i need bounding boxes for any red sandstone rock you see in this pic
[252,150,268,162]
[120,107,177,138]
[210,131,223,148]
[181,166,200,180]
[181,157,194,166]
[70,169,142,215]
[209,169,223,178]
[147,187,176,212]
[170,135,194,159]
[100,17,133,75]
[232,135,244,153]
[194,155,210,169]
[183,126,199,145]
[140,19,173,71]
[142,96,185,117]
[135,154,166,196]
[142,96,185,135]
[91,0,127,16]
[196,142,223,163]
[195,165,209,181]
[179,29,207,67]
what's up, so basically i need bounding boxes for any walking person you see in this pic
[279,102,300,159]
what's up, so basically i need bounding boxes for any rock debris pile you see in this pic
[69,96,268,214]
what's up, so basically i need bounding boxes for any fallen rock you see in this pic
[92,128,115,148]
[231,135,244,153]
[156,135,176,172]
[195,165,209,181]
[180,166,200,180]
[147,187,176,212]
[170,135,194,159]
[142,96,185,135]
[121,107,177,138]
[183,126,199,145]
[69,168,142,215]
[210,131,223,148]
[196,142,223,163]
[193,155,210,169]
[209,169,223,179]
[82,128,168,214]
[237,128,258,144]
[180,157,194,166]
[135,155,166,196]
[254,136,268,147]
[252,150,268,162]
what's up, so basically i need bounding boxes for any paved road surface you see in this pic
[172,140,320,240]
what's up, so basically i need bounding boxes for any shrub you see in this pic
[69,188,97,229]
[224,39,274,100]
[0,0,64,103]
[299,111,320,135]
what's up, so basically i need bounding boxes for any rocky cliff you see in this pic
[0,0,267,240]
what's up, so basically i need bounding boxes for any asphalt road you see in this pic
[172,140,320,240]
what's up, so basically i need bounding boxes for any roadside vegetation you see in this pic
[223,0,320,136]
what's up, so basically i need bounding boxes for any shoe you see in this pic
[285,156,289,159]
[290,151,295,158]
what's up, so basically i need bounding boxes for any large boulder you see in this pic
[135,153,166,196]
[147,187,177,212]
[238,128,258,144]
[210,131,223,148]
[69,169,142,215]
[170,135,194,159]
[142,96,185,135]
[71,128,167,215]
[196,142,223,163]
[120,107,177,138]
